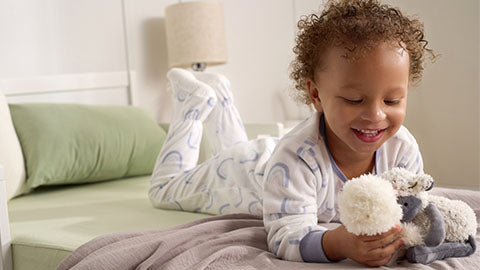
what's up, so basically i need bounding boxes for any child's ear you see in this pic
[306,79,323,112]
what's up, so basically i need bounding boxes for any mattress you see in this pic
[7,176,211,270]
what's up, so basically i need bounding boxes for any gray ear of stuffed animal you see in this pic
[415,174,434,191]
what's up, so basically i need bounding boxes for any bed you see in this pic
[7,176,210,270]
[1,72,480,270]
[0,71,286,270]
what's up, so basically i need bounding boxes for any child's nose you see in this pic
[361,102,386,122]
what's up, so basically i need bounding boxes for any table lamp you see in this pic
[165,0,227,71]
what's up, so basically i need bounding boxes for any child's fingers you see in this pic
[365,238,404,265]
[365,230,402,251]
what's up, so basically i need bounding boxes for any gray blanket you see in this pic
[57,188,480,270]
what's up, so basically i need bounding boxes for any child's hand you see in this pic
[322,224,403,267]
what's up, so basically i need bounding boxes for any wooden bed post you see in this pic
[0,165,13,270]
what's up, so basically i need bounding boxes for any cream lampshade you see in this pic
[165,0,227,71]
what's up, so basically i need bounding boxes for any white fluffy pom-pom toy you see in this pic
[338,174,403,236]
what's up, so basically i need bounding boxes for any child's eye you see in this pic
[384,100,400,105]
[343,98,363,104]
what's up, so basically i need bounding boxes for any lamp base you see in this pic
[192,62,206,71]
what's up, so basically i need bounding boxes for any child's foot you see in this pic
[192,71,248,154]
[167,68,217,121]
[167,68,217,101]
[192,71,233,104]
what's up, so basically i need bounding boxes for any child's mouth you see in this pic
[352,128,386,143]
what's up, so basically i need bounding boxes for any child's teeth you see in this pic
[356,129,380,136]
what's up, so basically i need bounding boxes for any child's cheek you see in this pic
[389,104,407,124]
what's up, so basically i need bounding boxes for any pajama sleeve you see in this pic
[262,142,329,262]
[394,127,424,174]
[403,146,423,174]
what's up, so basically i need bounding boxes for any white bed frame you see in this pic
[1,165,11,270]
[0,71,136,270]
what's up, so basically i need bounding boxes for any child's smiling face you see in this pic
[307,42,410,160]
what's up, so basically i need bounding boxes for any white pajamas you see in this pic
[262,113,423,262]
[150,69,423,263]
[150,68,269,216]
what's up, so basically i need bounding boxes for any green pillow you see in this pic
[9,103,166,188]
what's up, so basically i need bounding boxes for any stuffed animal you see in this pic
[338,168,477,264]
[382,168,477,264]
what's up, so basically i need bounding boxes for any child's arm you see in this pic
[263,142,335,262]
[263,141,331,262]
[322,224,403,266]
[262,137,407,265]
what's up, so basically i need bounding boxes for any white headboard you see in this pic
[1,71,137,106]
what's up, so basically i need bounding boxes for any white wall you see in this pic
[0,0,479,190]
[125,0,312,124]
[0,0,127,76]
[384,0,480,190]
[0,0,312,122]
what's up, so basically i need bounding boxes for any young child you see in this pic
[149,0,434,267]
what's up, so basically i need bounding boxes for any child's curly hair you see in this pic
[290,0,436,105]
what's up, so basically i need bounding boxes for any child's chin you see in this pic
[353,142,382,154]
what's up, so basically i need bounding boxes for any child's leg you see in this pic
[151,140,270,216]
[193,72,248,155]
[150,68,216,204]
[149,69,266,217]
